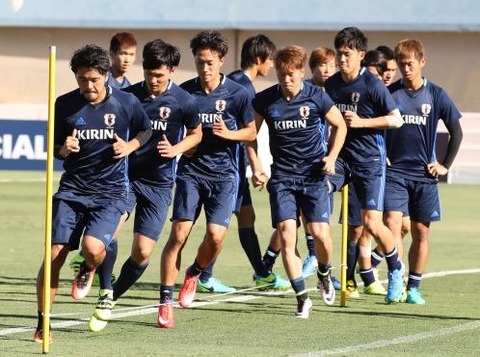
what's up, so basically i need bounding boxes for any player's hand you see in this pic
[252,170,268,190]
[212,117,230,138]
[321,155,336,176]
[157,134,177,158]
[113,133,129,159]
[427,161,448,178]
[61,128,80,157]
[343,110,363,128]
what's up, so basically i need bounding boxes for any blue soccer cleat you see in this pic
[406,287,426,305]
[385,261,405,304]
[197,277,236,293]
[302,255,318,279]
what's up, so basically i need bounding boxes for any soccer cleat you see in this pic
[385,261,406,304]
[345,279,360,298]
[405,288,426,305]
[255,272,290,291]
[302,255,318,279]
[197,277,236,293]
[317,271,336,306]
[157,298,175,328]
[364,280,387,296]
[34,329,53,344]
[88,289,116,332]
[71,262,95,300]
[295,297,313,319]
[179,272,199,308]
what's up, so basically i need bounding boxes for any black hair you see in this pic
[334,27,368,52]
[190,30,228,57]
[240,34,276,69]
[70,44,110,75]
[142,39,181,70]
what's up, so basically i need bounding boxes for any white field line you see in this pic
[290,320,480,357]
[1,268,479,339]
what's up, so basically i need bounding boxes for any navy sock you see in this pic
[199,260,214,282]
[262,247,279,273]
[112,257,147,301]
[384,247,402,271]
[97,239,118,290]
[346,242,359,281]
[186,260,203,277]
[371,248,384,268]
[359,268,376,287]
[238,228,269,277]
[159,284,174,304]
[290,276,306,295]
[317,262,331,276]
[305,235,315,256]
[407,272,422,290]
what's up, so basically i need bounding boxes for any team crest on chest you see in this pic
[299,106,310,119]
[215,99,226,113]
[351,92,360,104]
[159,106,171,120]
[104,113,116,127]
[421,103,432,116]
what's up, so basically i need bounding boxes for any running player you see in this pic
[197,33,290,292]
[157,30,256,328]
[87,39,202,332]
[248,45,347,318]
[34,44,151,344]
[384,39,463,304]
[324,27,406,304]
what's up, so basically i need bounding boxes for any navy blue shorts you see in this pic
[267,175,331,228]
[384,175,440,222]
[234,177,253,213]
[52,191,125,250]
[171,173,237,227]
[129,180,172,240]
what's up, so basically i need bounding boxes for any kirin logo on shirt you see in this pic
[104,113,116,127]
[351,92,360,104]
[299,106,310,119]
[215,100,227,113]
[159,106,171,121]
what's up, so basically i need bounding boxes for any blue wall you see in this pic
[0,119,62,171]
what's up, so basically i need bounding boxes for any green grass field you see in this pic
[0,171,479,356]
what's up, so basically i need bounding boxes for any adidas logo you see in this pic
[367,198,376,206]
[431,210,440,218]
[75,117,86,126]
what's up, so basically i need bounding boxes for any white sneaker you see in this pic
[295,297,313,319]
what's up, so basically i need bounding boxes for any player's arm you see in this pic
[246,111,267,189]
[343,108,403,129]
[427,119,463,177]
[54,128,80,160]
[212,118,256,141]
[158,124,203,158]
[323,106,347,175]
[113,127,152,159]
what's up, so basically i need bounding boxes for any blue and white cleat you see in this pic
[302,255,318,279]
[197,277,236,293]
[385,261,405,304]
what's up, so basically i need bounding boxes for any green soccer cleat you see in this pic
[405,288,426,305]
[197,277,236,293]
[255,272,291,291]
[88,289,116,332]
[364,280,387,296]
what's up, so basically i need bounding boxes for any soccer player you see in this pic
[302,46,340,284]
[247,45,347,318]
[197,33,290,293]
[157,30,256,328]
[87,39,202,332]
[107,32,137,89]
[384,39,463,304]
[324,27,406,304]
[376,45,398,86]
[34,44,151,343]
[69,31,139,276]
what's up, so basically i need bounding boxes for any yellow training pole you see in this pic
[340,185,348,307]
[42,45,56,354]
